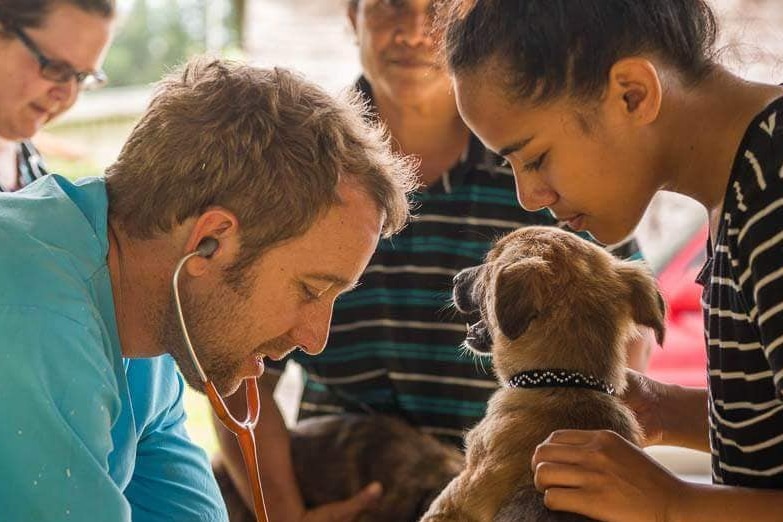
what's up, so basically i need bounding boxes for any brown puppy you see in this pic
[215,413,464,522]
[421,226,665,522]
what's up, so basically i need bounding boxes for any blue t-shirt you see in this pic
[0,175,227,521]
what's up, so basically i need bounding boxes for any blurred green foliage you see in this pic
[103,0,242,88]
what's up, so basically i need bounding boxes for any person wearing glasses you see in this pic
[0,0,113,192]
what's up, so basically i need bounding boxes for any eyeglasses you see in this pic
[12,25,107,91]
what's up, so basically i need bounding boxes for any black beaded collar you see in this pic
[506,369,616,395]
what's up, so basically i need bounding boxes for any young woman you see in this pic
[0,0,114,191]
[440,1,783,520]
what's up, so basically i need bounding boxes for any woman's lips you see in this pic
[558,214,586,232]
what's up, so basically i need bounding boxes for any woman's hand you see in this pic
[621,369,668,446]
[531,429,688,522]
[622,369,710,451]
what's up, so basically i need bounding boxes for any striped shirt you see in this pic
[699,96,783,487]
[267,77,642,447]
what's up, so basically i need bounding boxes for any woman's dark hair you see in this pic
[439,0,718,104]
[0,0,114,31]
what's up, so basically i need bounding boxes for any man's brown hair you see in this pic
[106,56,416,276]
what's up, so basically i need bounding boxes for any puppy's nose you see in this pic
[453,265,482,313]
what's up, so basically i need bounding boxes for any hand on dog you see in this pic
[301,482,383,522]
[619,369,668,446]
[531,429,687,522]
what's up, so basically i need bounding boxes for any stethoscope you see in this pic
[172,237,269,522]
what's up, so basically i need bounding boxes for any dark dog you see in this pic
[215,413,464,522]
[421,226,666,521]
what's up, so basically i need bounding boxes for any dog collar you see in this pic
[506,369,615,395]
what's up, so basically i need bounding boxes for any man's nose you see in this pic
[395,10,433,47]
[48,78,78,107]
[290,304,334,356]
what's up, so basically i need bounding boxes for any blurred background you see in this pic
[42,0,783,474]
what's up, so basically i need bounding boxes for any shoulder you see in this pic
[0,307,116,380]
[725,97,783,218]
[0,176,109,313]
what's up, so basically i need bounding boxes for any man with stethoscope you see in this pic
[0,55,415,522]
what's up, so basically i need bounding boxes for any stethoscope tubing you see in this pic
[172,249,269,522]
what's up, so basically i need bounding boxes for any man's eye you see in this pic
[301,284,319,301]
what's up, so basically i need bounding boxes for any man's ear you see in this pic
[183,208,240,277]
[616,261,666,345]
[605,57,663,127]
[493,257,549,340]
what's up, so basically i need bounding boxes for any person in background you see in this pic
[214,1,656,520]
[0,0,114,192]
[440,0,783,520]
[0,55,415,521]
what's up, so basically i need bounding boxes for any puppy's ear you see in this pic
[616,261,666,345]
[493,257,549,340]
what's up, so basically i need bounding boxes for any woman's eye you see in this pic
[499,158,510,168]
[522,151,548,172]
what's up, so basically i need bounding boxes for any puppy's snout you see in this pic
[453,265,482,313]
[465,320,493,354]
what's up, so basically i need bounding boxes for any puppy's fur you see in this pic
[215,414,464,522]
[421,226,666,522]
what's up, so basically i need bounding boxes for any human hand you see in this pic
[620,369,669,446]
[532,429,687,522]
[624,326,656,372]
[300,482,382,522]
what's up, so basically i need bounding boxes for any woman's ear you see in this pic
[605,57,663,127]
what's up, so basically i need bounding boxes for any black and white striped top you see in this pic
[699,96,783,488]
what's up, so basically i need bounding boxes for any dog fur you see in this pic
[420,226,666,522]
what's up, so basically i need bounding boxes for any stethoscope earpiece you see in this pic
[196,237,219,258]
